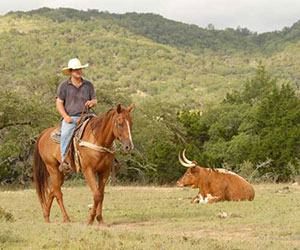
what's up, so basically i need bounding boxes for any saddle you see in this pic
[51,113,96,172]
[50,113,96,144]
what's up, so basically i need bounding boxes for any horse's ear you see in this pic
[117,103,122,114]
[127,103,135,113]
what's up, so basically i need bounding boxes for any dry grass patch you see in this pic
[0,184,299,249]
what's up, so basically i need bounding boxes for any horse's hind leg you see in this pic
[48,166,70,223]
[44,190,54,223]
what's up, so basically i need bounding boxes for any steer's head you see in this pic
[176,149,200,188]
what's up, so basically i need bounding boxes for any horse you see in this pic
[33,104,134,225]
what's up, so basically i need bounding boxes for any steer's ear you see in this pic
[190,166,199,173]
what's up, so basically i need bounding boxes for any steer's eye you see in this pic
[117,123,123,128]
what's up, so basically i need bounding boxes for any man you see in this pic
[56,58,97,172]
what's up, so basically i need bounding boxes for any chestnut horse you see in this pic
[33,104,134,224]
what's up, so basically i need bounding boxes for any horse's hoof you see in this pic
[98,221,106,226]
[96,215,102,222]
[63,218,71,223]
[87,220,94,225]
[96,221,108,228]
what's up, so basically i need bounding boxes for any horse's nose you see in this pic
[124,143,134,152]
[126,144,134,151]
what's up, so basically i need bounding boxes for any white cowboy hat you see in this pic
[61,58,89,75]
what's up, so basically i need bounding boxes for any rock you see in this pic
[217,211,228,219]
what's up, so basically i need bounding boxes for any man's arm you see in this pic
[56,98,73,123]
[85,98,97,108]
[85,82,97,108]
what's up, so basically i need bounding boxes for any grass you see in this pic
[0,184,299,249]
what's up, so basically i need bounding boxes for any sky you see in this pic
[1,0,300,33]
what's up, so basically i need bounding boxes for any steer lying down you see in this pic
[177,150,255,204]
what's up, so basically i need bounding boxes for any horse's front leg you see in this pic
[96,170,110,225]
[82,168,100,225]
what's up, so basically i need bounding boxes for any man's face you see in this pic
[70,68,83,78]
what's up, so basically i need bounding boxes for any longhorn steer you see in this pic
[177,150,255,204]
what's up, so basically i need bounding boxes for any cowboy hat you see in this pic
[61,58,89,75]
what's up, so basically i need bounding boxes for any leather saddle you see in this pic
[50,113,96,144]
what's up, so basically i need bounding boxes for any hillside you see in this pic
[1,8,300,183]
[12,7,300,54]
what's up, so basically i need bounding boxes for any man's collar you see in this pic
[67,77,86,85]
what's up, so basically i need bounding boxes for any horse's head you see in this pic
[113,104,135,152]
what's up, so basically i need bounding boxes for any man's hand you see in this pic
[85,99,97,108]
[64,115,73,123]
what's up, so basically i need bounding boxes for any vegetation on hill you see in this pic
[13,7,300,54]
[0,8,300,184]
[179,66,300,181]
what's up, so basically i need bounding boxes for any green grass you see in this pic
[0,184,299,249]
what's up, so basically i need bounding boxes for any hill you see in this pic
[1,8,300,183]
[12,7,300,54]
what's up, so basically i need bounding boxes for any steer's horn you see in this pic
[178,151,196,167]
[182,149,194,164]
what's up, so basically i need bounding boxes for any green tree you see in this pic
[179,67,300,181]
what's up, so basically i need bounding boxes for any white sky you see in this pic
[1,0,300,33]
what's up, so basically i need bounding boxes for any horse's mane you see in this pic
[90,108,116,133]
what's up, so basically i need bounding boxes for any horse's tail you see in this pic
[33,132,49,209]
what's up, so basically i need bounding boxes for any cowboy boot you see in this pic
[59,160,73,175]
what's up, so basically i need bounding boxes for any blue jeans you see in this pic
[60,116,80,161]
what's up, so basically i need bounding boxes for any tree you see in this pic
[179,67,300,181]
